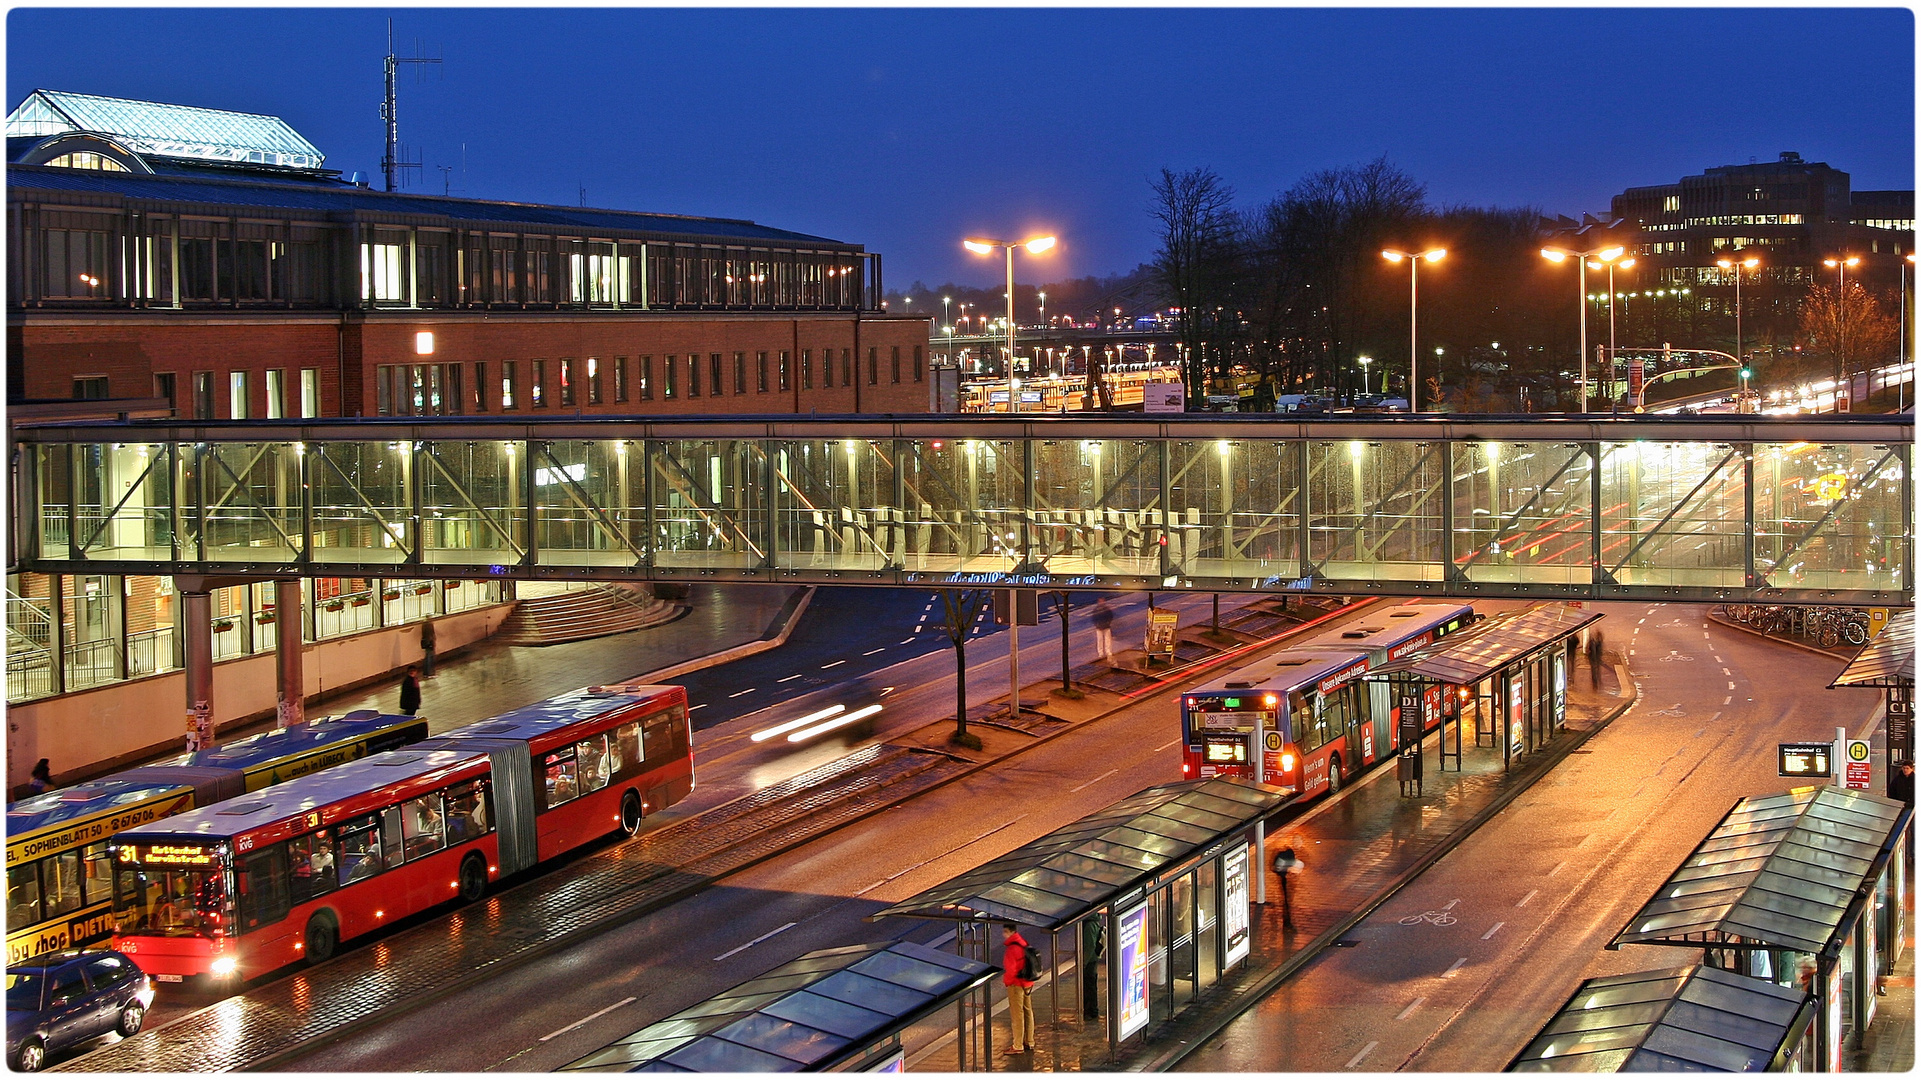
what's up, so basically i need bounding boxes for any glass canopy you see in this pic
[6,89,324,170]
[1508,963,1813,1072]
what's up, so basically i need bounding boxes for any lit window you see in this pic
[361,243,405,302]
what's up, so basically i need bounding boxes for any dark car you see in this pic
[6,949,155,1071]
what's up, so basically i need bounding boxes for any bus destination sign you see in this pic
[1778,742,1832,779]
[125,844,220,867]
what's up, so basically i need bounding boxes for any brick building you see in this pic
[7,89,933,418]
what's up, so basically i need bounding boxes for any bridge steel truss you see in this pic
[10,414,1912,606]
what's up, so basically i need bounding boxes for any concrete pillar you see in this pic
[275,578,304,727]
[180,582,213,751]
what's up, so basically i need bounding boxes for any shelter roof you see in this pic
[1829,607,1914,688]
[1370,604,1599,685]
[1507,963,1813,1072]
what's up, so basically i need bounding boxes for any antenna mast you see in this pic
[381,19,441,192]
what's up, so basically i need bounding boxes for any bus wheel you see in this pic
[1326,757,1344,796]
[304,911,338,965]
[458,852,488,903]
[621,790,644,837]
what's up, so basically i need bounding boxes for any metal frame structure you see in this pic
[11,414,1911,605]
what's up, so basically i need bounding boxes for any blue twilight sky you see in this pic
[7,7,1914,293]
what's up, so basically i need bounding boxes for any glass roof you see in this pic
[1830,607,1914,688]
[1508,964,1810,1072]
[7,89,323,170]
[1612,786,1906,954]
[1370,604,1600,686]
[871,778,1289,931]
[560,941,992,1073]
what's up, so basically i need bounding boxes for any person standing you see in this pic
[1890,759,1915,804]
[1002,923,1036,1055]
[1090,598,1114,662]
[419,619,437,678]
[26,759,52,795]
[399,665,422,716]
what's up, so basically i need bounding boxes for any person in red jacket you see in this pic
[1002,923,1036,1054]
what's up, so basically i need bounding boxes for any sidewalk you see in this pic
[955,654,1637,1072]
[303,582,809,732]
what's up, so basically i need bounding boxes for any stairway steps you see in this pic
[495,585,682,646]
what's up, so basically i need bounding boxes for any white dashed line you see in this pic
[1727,682,1736,690]
[689,703,707,711]
[777,674,804,683]
[863,648,886,656]
[1155,737,1184,752]
[912,625,922,633]
[899,639,915,645]
[1724,696,1733,705]
[1443,957,1468,978]
[1396,997,1426,1020]
[822,660,846,669]
[539,996,637,1042]
[1346,1042,1379,1069]
[1070,769,1120,794]
[727,688,756,698]
[1547,860,1568,877]
[714,921,797,962]
[1516,889,1538,908]
[1482,922,1505,940]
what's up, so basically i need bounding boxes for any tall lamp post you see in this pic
[964,235,1057,414]
[1358,355,1373,396]
[1541,244,1626,412]
[1381,248,1445,411]
[1715,254,1760,374]
[1600,256,1635,408]
[941,296,952,363]
[1823,255,1860,405]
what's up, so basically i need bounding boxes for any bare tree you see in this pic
[1801,282,1898,382]
[1150,167,1241,406]
[936,589,993,749]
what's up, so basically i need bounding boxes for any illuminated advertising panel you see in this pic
[1115,902,1151,1040]
[1223,846,1250,967]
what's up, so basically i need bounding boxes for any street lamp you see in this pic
[1823,255,1861,402]
[1358,355,1373,396]
[1715,254,1760,373]
[1037,292,1048,374]
[1541,244,1626,412]
[965,234,1058,409]
[1596,255,1635,408]
[942,296,952,362]
[1381,248,1445,411]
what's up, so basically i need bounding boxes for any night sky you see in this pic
[8,7,1913,292]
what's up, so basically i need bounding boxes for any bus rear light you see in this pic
[209,956,239,977]
[1281,753,1297,772]
[1263,694,1277,707]
[489,865,498,873]
[375,910,385,919]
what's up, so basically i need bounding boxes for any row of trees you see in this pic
[1146,160,1908,411]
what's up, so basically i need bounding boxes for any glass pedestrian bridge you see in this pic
[12,414,1911,606]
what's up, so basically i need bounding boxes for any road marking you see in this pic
[728,688,756,698]
[1723,696,1733,705]
[1516,889,1538,908]
[689,703,707,711]
[1443,957,1468,978]
[855,816,1029,896]
[1442,898,1460,911]
[1714,655,1722,663]
[1547,860,1567,877]
[1154,737,1183,752]
[1727,681,1736,690]
[1070,769,1120,794]
[539,996,637,1042]
[1637,617,1645,625]
[1346,1041,1379,1069]
[912,625,922,633]
[900,639,916,645]
[822,660,846,669]
[1628,649,1635,656]
[1722,667,1731,675]
[777,673,805,683]
[1482,922,1505,940]
[714,921,797,961]
[1396,997,1426,1020]
[863,648,886,656]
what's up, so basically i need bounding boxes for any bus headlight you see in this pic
[209,956,239,978]
[1280,752,1297,772]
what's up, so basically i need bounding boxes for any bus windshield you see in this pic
[115,846,229,937]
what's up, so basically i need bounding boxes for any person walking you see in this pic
[1890,759,1915,804]
[1090,598,1114,662]
[419,619,437,678]
[1586,631,1604,687]
[399,665,422,716]
[1002,923,1037,1055]
[26,759,52,795]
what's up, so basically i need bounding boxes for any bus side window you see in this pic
[402,793,446,860]
[336,816,383,885]
[380,806,406,867]
[577,734,610,793]
[7,860,42,927]
[445,780,491,844]
[541,748,579,810]
[43,850,84,919]
[83,841,114,907]
[238,846,291,932]
[615,721,642,775]
[289,830,337,904]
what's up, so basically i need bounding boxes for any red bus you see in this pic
[1181,603,1473,799]
[106,682,691,984]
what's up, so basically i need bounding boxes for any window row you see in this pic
[144,367,323,419]
[374,347,925,416]
[535,706,684,812]
[6,841,112,928]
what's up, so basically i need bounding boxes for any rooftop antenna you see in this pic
[381,19,441,192]
[437,164,455,196]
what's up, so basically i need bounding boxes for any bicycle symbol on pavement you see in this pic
[1658,651,1695,663]
[1649,703,1688,717]
[1399,910,1458,927]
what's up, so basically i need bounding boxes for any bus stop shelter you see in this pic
[1829,607,1915,787]
[1366,603,1601,773]
[1608,785,1912,1072]
[559,940,997,1072]
[870,777,1289,1061]
[1506,963,1817,1072]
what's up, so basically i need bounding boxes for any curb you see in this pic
[1705,607,1857,661]
[632,586,816,683]
[1140,659,1640,1073]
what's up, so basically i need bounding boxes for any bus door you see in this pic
[1366,680,1394,765]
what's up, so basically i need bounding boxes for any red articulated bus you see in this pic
[105,682,691,985]
[1180,603,1473,800]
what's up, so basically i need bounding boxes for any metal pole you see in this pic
[1577,258,1589,413]
[1409,258,1420,412]
[1734,265,1743,368]
[275,578,304,727]
[1005,246,1018,405]
[1250,725,1266,905]
[1010,613,1020,724]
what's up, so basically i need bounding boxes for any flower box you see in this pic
[412,585,433,596]
[212,619,236,632]
[350,597,371,608]
[255,612,276,625]
[383,590,401,601]
[323,601,345,612]
[444,581,461,590]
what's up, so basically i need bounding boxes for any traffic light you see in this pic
[1739,364,1753,380]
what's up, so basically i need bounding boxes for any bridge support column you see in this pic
[179,581,214,751]
[275,579,304,727]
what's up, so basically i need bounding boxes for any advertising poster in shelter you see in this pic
[1115,902,1151,1040]
[1223,846,1251,967]
[1145,608,1180,660]
[1507,675,1524,757]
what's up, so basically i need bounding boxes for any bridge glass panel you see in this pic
[1753,440,1907,595]
[652,439,767,570]
[197,441,303,563]
[894,438,1031,576]
[1450,441,1590,587]
[772,438,895,573]
[1600,440,1747,591]
[308,441,409,565]
[51,442,176,563]
[535,440,637,567]
[1314,439,1447,583]
[419,440,524,566]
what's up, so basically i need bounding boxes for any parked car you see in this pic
[6,949,155,1071]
